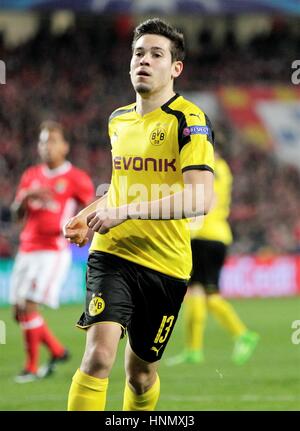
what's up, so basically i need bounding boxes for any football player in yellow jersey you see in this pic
[63,18,215,411]
[167,138,259,367]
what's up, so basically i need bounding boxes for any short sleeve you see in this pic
[179,110,215,173]
[14,169,32,203]
[73,170,95,205]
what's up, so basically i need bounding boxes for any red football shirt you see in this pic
[15,162,95,251]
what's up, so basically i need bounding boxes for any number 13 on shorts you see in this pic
[154,315,175,344]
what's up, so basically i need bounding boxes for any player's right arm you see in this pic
[63,192,108,247]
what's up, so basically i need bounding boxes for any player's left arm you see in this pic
[182,169,214,215]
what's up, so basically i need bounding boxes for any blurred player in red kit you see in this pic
[10,121,95,383]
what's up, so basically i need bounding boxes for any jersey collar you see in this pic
[161,93,180,110]
[42,161,72,178]
[134,93,180,119]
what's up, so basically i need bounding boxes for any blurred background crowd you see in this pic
[1,12,300,257]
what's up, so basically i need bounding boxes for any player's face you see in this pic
[38,129,69,167]
[130,34,183,96]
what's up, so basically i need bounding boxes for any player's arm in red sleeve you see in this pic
[10,169,52,220]
[64,169,110,246]
[63,169,96,246]
[72,170,95,207]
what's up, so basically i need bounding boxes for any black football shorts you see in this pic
[189,239,227,293]
[77,251,188,363]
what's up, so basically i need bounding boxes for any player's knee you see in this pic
[81,345,114,376]
[205,284,219,295]
[126,369,156,394]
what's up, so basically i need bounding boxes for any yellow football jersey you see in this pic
[190,157,233,245]
[91,93,215,279]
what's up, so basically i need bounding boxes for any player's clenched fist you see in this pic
[63,216,89,247]
[87,209,125,235]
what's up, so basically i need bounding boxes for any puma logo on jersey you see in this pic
[189,113,201,120]
[151,345,164,356]
[113,156,176,172]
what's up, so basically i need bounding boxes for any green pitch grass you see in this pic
[0,297,299,411]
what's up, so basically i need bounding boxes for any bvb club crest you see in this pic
[89,295,105,317]
[150,127,166,146]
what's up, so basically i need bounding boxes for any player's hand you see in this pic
[87,209,125,235]
[63,216,89,247]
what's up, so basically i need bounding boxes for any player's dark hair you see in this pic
[132,18,185,62]
[39,120,67,141]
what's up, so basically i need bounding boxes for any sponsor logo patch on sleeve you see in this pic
[183,125,210,136]
[183,125,213,143]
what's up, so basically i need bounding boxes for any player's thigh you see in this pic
[9,252,37,306]
[81,322,123,376]
[34,249,72,308]
[128,268,187,363]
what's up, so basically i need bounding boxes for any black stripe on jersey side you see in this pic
[109,107,135,122]
[160,94,191,152]
[182,164,214,174]
[204,113,215,146]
